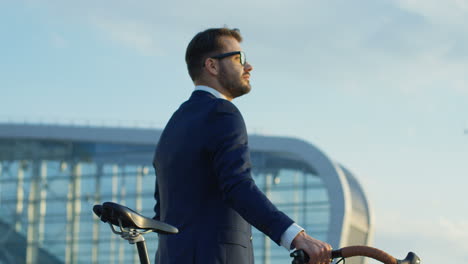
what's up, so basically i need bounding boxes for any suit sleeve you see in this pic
[207,100,294,245]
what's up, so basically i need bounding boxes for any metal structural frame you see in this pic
[0,123,373,263]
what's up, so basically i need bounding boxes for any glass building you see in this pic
[0,123,373,264]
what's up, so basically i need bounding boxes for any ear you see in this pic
[204,57,219,76]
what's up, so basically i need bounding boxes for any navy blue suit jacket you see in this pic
[153,91,294,264]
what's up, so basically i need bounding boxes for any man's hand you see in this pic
[292,231,332,264]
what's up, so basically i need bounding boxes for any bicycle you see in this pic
[93,202,421,264]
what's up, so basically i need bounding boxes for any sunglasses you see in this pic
[210,51,246,66]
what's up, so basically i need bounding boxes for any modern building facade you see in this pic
[0,123,373,264]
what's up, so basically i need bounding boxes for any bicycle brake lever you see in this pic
[290,250,310,264]
[397,252,421,264]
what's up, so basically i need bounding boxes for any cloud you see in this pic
[286,0,468,96]
[375,212,468,261]
[18,0,164,56]
[439,217,468,244]
[90,17,163,56]
[50,32,67,48]
[19,0,468,98]
[395,0,468,25]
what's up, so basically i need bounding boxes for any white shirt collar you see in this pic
[194,85,228,100]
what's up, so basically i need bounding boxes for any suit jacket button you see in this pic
[250,236,253,241]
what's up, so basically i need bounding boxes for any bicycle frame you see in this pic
[107,220,152,264]
[93,202,178,264]
[93,201,421,264]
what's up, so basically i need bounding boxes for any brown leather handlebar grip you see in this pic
[292,246,420,264]
[338,246,398,264]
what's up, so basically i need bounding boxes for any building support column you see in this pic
[109,164,119,264]
[92,164,103,264]
[263,173,271,264]
[118,164,126,264]
[302,172,308,226]
[135,166,144,212]
[134,166,144,263]
[15,161,26,232]
[26,160,47,264]
[65,162,81,264]
[38,162,48,246]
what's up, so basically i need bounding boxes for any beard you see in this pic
[218,65,251,99]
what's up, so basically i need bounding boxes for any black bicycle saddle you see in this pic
[93,202,178,235]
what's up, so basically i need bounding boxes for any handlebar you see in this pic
[291,246,421,264]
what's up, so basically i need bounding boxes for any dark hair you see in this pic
[185,27,242,81]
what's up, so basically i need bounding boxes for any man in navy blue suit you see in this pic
[153,27,332,264]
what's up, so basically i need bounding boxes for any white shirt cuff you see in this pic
[280,223,304,250]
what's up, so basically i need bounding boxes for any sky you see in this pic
[1,0,468,262]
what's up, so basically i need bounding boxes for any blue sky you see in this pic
[1,0,468,262]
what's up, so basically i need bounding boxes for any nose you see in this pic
[244,62,253,72]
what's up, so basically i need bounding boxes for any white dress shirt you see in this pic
[194,85,305,250]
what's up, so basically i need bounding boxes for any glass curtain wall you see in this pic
[0,139,329,264]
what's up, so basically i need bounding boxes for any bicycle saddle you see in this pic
[93,202,178,235]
